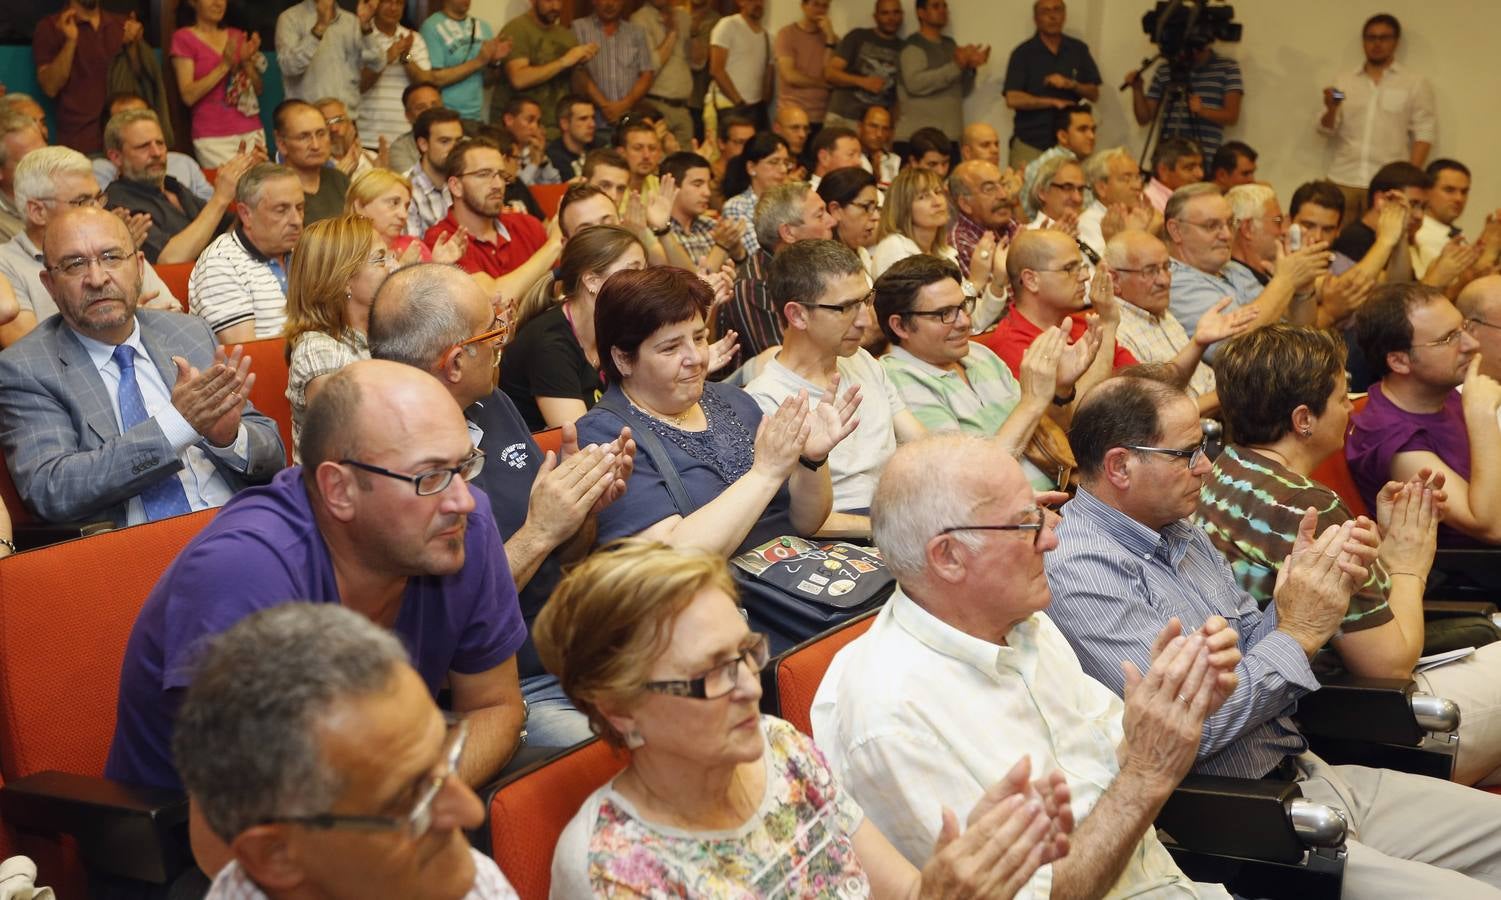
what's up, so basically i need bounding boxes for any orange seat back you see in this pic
[202,168,217,186]
[152,262,194,312]
[240,338,294,464]
[1309,395,1371,518]
[766,611,878,736]
[530,183,569,220]
[532,427,563,457]
[489,739,628,900]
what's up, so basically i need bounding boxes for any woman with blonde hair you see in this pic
[345,168,466,266]
[283,215,395,460]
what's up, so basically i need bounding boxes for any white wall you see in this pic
[764,0,1500,234]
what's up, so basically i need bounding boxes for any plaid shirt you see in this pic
[722,188,761,259]
[719,249,781,357]
[207,850,519,899]
[950,209,1017,281]
[407,163,450,238]
[1114,300,1216,399]
[670,214,719,269]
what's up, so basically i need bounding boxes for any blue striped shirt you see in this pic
[571,16,654,104]
[1145,51,1242,158]
[1044,487,1320,779]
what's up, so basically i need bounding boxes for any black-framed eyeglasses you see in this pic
[458,168,511,184]
[340,449,486,496]
[1122,438,1209,468]
[261,717,468,839]
[643,634,770,700]
[907,295,976,325]
[1112,263,1170,279]
[848,199,880,215]
[1465,317,1501,334]
[1410,328,1465,350]
[939,505,1046,546]
[802,291,874,317]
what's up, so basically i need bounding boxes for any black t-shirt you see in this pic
[827,27,903,121]
[1002,33,1102,150]
[499,302,604,432]
[104,176,223,264]
[1333,221,1377,264]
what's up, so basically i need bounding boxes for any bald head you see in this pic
[299,359,466,482]
[44,204,134,265]
[961,123,1001,164]
[1005,228,1074,290]
[1104,229,1166,270]
[1458,274,1501,380]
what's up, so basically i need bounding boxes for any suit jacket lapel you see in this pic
[137,317,182,395]
[56,325,123,444]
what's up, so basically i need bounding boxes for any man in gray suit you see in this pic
[0,206,284,527]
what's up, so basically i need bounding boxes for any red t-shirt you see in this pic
[33,10,127,154]
[984,308,1139,377]
[425,211,548,278]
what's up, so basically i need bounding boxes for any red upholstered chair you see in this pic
[529,183,569,221]
[760,609,878,736]
[532,427,563,458]
[1308,394,1371,518]
[488,739,628,900]
[240,337,294,465]
[152,262,194,312]
[0,509,216,898]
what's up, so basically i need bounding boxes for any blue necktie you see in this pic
[112,345,193,522]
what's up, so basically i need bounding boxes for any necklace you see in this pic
[623,386,694,427]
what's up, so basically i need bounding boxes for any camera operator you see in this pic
[1125,37,1241,160]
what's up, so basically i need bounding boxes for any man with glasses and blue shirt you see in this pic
[1047,374,1501,896]
[174,603,519,900]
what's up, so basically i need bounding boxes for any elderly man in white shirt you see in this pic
[812,432,1240,900]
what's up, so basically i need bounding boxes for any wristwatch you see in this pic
[798,455,827,471]
[651,222,672,236]
[398,51,410,64]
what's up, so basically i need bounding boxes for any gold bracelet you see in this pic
[1389,570,1427,585]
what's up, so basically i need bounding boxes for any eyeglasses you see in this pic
[802,292,874,317]
[1465,317,1501,334]
[263,717,468,839]
[1047,181,1087,194]
[1410,328,1466,350]
[1178,218,1232,235]
[1039,260,1086,277]
[41,191,107,209]
[939,505,1046,547]
[340,449,486,496]
[1112,263,1171,279]
[286,129,329,143]
[458,168,512,184]
[457,318,510,356]
[48,250,132,278]
[1122,438,1209,468]
[849,200,880,215]
[907,296,976,325]
[643,634,770,700]
[325,115,349,126]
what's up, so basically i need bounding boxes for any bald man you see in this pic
[0,206,283,527]
[107,358,529,795]
[950,159,1018,281]
[1458,275,1501,431]
[960,122,1001,165]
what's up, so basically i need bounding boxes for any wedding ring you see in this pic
[1177,694,1191,705]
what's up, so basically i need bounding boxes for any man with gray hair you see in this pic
[0,145,180,345]
[1078,146,1154,261]
[188,163,305,343]
[0,111,46,244]
[174,602,520,900]
[369,262,633,749]
[102,109,249,265]
[720,180,836,360]
[1020,103,1095,220]
[1166,182,1328,360]
[948,159,1017,282]
[812,432,1238,898]
[1226,182,1283,287]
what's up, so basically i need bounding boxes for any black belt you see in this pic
[647,94,690,109]
[1261,757,1299,782]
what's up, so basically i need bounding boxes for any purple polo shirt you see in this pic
[1346,383,1477,547]
[105,467,526,790]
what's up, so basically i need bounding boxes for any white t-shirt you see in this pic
[362,26,432,147]
[709,14,769,106]
[745,348,904,512]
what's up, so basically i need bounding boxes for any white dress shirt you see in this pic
[1319,62,1436,188]
[74,321,247,526]
[812,587,1228,900]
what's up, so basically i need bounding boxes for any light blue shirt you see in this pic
[73,320,248,526]
[421,12,493,120]
[1167,257,1265,363]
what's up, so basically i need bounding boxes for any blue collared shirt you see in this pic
[1044,487,1320,779]
[1167,257,1264,363]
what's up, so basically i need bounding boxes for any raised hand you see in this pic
[966,232,998,293]
[1197,615,1242,715]
[315,0,338,29]
[243,32,262,62]
[1192,296,1257,347]
[57,8,79,42]
[376,135,390,170]
[1274,240,1332,292]
[621,189,648,234]
[1318,267,1376,324]
[431,225,468,265]
[750,393,813,482]
[171,345,254,448]
[801,375,862,462]
[645,173,677,234]
[1056,315,1102,392]
[1425,236,1483,288]
[526,442,617,543]
[111,208,153,251]
[1373,199,1408,247]
[707,330,740,374]
[920,774,1058,900]
[712,215,745,258]
[355,0,378,28]
[1042,72,1072,90]
[137,289,178,311]
[1378,482,1438,583]
[397,238,424,266]
[1119,623,1214,786]
[1086,262,1118,325]
[1273,513,1364,654]
[1018,326,1066,407]
[1461,354,1501,419]
[122,12,144,44]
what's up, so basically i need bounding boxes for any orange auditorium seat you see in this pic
[1309,394,1371,518]
[762,610,878,736]
[530,183,568,220]
[240,337,294,465]
[153,262,193,312]
[532,427,563,458]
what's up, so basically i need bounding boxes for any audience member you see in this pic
[1286,179,1387,338]
[34,0,143,152]
[870,167,960,281]
[0,112,45,243]
[721,180,834,359]
[614,118,663,196]
[1107,230,1252,416]
[275,0,380,118]
[273,100,351,226]
[347,166,466,266]
[747,239,920,527]
[774,0,836,133]
[406,106,464,237]
[661,150,739,272]
[189,163,304,343]
[858,105,898,192]
[959,122,1002,166]
[1127,41,1242,158]
[577,266,856,556]
[896,0,986,150]
[582,147,632,207]
[2,95,49,143]
[421,0,510,122]
[495,0,595,139]
[1028,155,1089,241]
[720,132,791,260]
[170,0,267,167]
[542,95,594,179]
[1166,183,1327,360]
[709,113,757,195]
[1349,282,1501,546]
[174,604,522,900]
[1047,374,1501,896]
[0,205,283,527]
[1202,323,1501,786]
[1021,105,1096,220]
[1078,145,1150,259]
[425,137,549,283]
[370,263,633,749]
[632,0,693,150]
[709,0,773,129]
[1414,159,1474,277]
[357,0,427,150]
[499,97,560,185]
[771,102,811,176]
[688,0,722,127]
[387,83,442,173]
[818,166,881,275]
[949,160,1018,281]
[571,0,655,133]
[806,125,862,190]
[1320,13,1435,226]
[316,97,377,180]
[102,109,242,265]
[876,254,1090,490]
[1226,182,1284,286]
[1333,162,1430,272]
[537,540,1059,897]
[903,126,953,178]
[1,147,180,345]
[824,0,903,130]
[1002,0,1102,168]
[814,432,1227,897]
[1209,140,1257,192]
[93,93,218,202]
[1143,136,1202,213]
[1288,179,1345,251]
[283,215,390,458]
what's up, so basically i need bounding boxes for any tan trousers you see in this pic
[1413,640,1501,786]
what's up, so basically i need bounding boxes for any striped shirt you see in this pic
[188,228,290,338]
[1114,299,1216,399]
[1045,487,1320,779]
[407,163,450,238]
[721,188,760,258]
[571,15,654,104]
[1145,51,1242,158]
[361,26,431,147]
[206,849,518,900]
[719,249,781,358]
[1196,445,1394,635]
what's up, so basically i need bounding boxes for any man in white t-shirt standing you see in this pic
[709,0,771,129]
[360,0,432,149]
[746,239,924,536]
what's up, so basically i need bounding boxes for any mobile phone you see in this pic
[1330,89,1345,101]
[1287,224,1303,252]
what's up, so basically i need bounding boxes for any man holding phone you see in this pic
[1317,13,1436,228]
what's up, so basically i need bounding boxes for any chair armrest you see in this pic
[1295,675,1428,745]
[1428,549,1501,600]
[0,770,189,884]
[1424,599,1499,619]
[1156,775,1342,864]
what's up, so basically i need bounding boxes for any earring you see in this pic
[1300,428,1312,438]
[624,730,645,749]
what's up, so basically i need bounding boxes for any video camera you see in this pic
[1142,0,1242,73]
